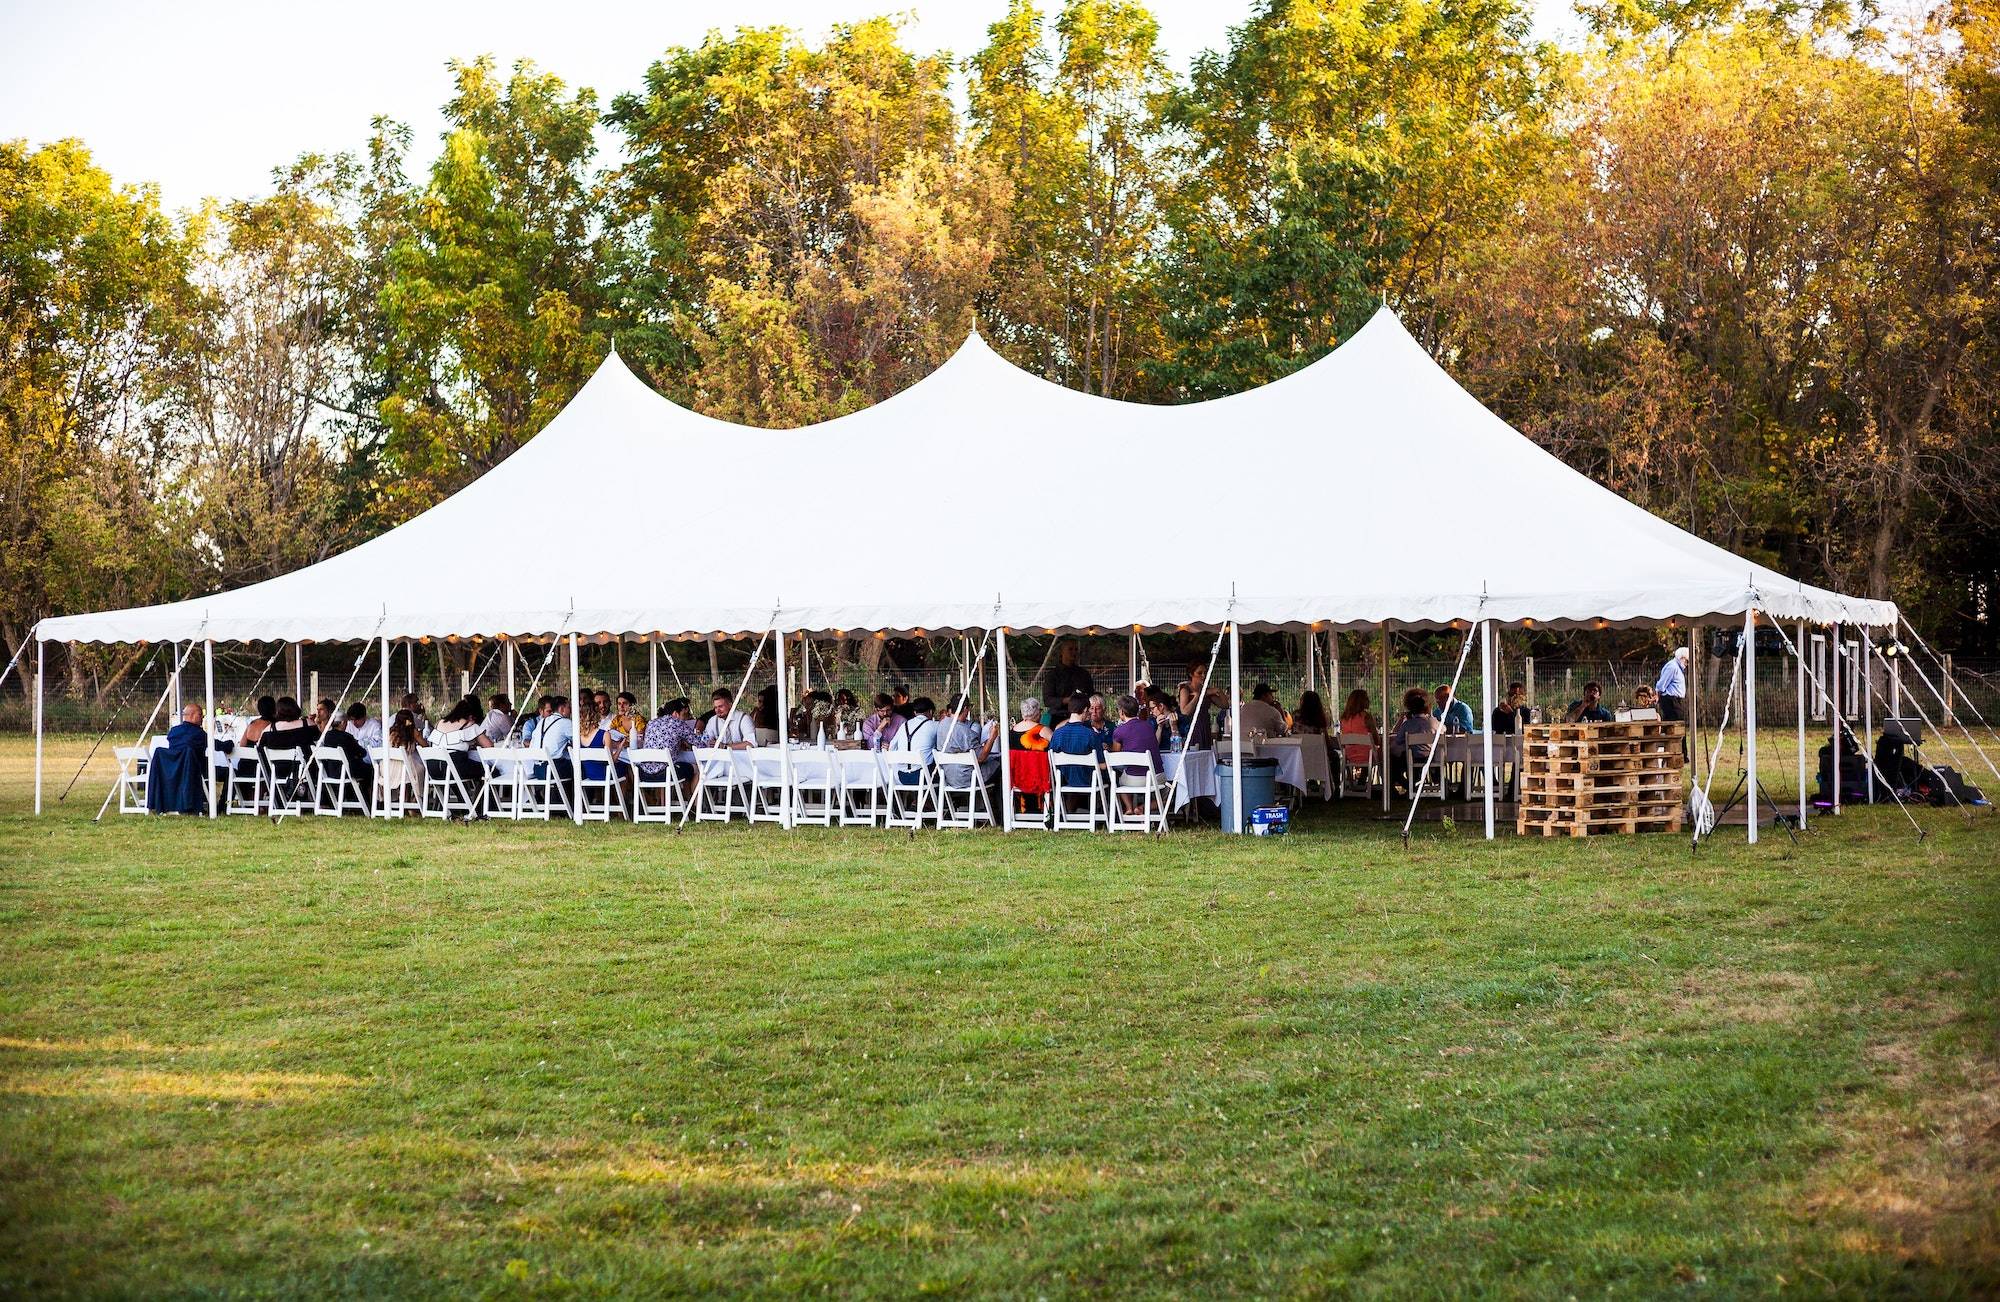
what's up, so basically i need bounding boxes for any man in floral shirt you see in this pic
[640,697,701,786]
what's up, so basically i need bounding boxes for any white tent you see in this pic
[25,307,1899,839]
[35,307,1894,645]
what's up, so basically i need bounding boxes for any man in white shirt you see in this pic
[886,696,939,786]
[701,687,756,748]
[343,702,383,750]
[483,694,515,744]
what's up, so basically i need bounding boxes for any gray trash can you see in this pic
[1215,756,1280,832]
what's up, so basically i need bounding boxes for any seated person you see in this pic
[313,711,373,809]
[639,697,701,790]
[884,697,938,783]
[607,692,643,759]
[1008,696,1052,816]
[1292,690,1330,737]
[701,687,757,748]
[483,694,515,744]
[1564,681,1614,723]
[1339,689,1379,764]
[147,703,224,814]
[256,696,321,804]
[344,701,383,750]
[1631,685,1658,712]
[239,695,277,748]
[1108,693,1164,815]
[860,693,897,750]
[519,695,554,746]
[831,688,863,739]
[1146,686,1182,752]
[1489,682,1529,734]
[1047,693,1103,809]
[1234,682,1289,738]
[431,696,493,811]
[539,696,577,801]
[1388,688,1441,792]
[1085,693,1115,753]
[935,695,992,791]
[1432,683,1477,734]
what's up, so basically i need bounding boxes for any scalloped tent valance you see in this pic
[34,307,1896,646]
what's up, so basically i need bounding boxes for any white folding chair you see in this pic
[691,747,750,823]
[932,752,994,829]
[1404,743,1443,801]
[114,746,152,814]
[746,746,789,825]
[418,747,479,820]
[224,751,265,814]
[1105,751,1167,833]
[310,745,370,816]
[477,747,528,820]
[1336,733,1379,799]
[571,747,626,821]
[373,746,419,817]
[837,748,888,826]
[626,748,687,824]
[791,750,840,827]
[880,752,935,829]
[1049,752,1105,831]
[258,747,309,815]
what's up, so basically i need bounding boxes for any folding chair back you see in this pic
[311,745,370,817]
[745,746,789,824]
[789,749,840,827]
[931,751,993,829]
[225,752,264,814]
[836,748,888,826]
[258,746,308,815]
[418,747,477,820]
[879,751,935,828]
[1105,750,1166,833]
[571,747,625,822]
[114,746,151,814]
[625,748,686,823]
[1049,751,1104,831]
[1336,732,1378,799]
[691,747,750,822]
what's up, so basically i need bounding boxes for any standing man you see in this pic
[1655,646,1689,724]
[1045,641,1094,709]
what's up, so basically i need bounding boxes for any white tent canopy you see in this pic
[34,307,1895,646]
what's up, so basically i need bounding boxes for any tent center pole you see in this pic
[1745,609,1759,845]
[1481,619,1495,840]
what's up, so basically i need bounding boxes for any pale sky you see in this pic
[1,0,1582,213]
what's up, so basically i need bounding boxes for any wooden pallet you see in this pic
[1515,720,1687,836]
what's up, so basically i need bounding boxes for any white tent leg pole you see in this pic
[1380,624,1391,813]
[649,640,659,712]
[617,637,626,696]
[1229,621,1244,833]
[1831,621,1843,815]
[1329,630,1340,714]
[202,639,217,818]
[1863,635,1876,804]
[1745,609,1759,845]
[1305,630,1314,694]
[1688,625,1702,790]
[1796,620,1807,826]
[379,637,393,818]
[1481,619,1495,840]
[405,640,414,697]
[997,625,1014,832]
[505,640,517,709]
[170,641,181,718]
[776,621,792,829]
[33,638,44,816]
[567,633,582,825]
[1129,631,1139,692]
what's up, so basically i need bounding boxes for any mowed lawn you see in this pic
[1,737,1996,1297]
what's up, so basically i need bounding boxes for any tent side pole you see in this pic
[567,633,582,825]
[170,641,181,718]
[1228,621,1244,833]
[1304,631,1314,694]
[1380,624,1391,813]
[202,639,217,818]
[649,640,659,712]
[1745,609,1759,845]
[997,626,1013,832]
[1796,620,1807,826]
[379,637,393,818]
[1688,625,1702,790]
[1863,633,1876,804]
[1129,631,1139,693]
[1481,619,1495,840]
[1329,631,1340,715]
[775,620,793,830]
[505,639,516,708]
[617,637,626,696]
[1831,621,1842,815]
[33,637,44,816]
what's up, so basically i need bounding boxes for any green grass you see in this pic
[1,736,1996,1297]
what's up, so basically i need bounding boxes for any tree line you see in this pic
[4,0,1997,697]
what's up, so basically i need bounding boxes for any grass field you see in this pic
[2,735,1996,1297]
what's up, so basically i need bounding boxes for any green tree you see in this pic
[369,57,611,515]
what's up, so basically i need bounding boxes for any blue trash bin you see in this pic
[1215,757,1279,832]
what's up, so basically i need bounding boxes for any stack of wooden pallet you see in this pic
[1516,720,1687,836]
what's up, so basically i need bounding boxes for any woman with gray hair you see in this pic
[1008,695,1052,819]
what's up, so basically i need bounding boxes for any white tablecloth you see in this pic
[1160,749,1217,810]
[1252,736,1333,798]
[748,747,837,787]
